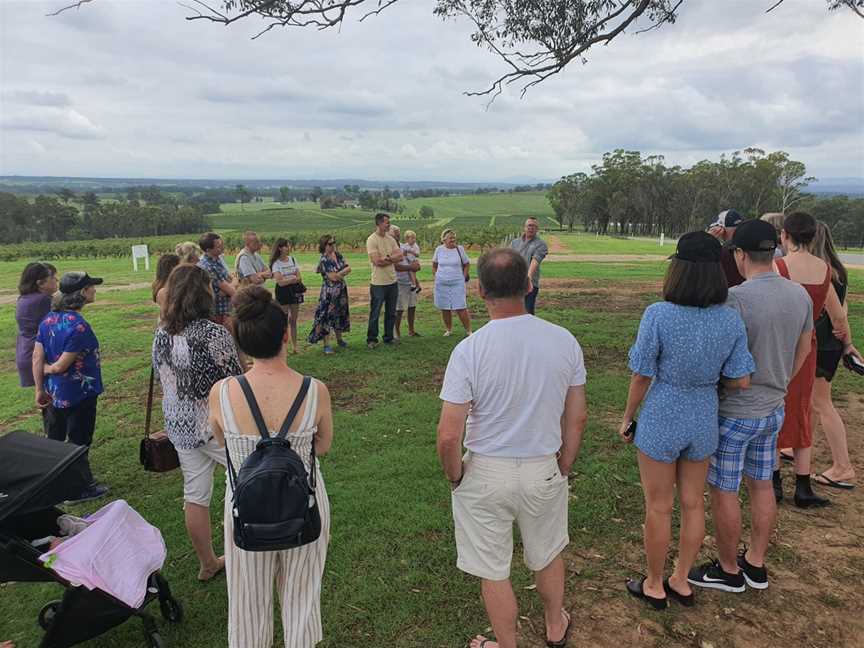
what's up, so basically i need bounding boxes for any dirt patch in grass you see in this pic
[327,370,380,414]
[509,394,864,648]
[540,278,660,313]
[546,235,571,254]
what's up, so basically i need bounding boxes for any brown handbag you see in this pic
[139,366,181,472]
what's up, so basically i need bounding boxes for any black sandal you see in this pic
[626,577,667,610]
[545,610,572,647]
[663,579,695,607]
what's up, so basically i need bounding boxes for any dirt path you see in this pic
[546,234,571,254]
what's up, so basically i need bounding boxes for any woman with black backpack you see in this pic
[209,286,334,648]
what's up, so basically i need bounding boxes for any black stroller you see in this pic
[0,431,183,647]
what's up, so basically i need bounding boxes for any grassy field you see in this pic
[209,192,555,236]
[1,231,862,646]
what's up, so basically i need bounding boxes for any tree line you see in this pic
[0,191,212,244]
[547,148,864,246]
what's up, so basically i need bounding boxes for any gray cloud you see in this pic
[0,0,861,180]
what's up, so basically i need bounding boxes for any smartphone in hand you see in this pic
[624,420,637,441]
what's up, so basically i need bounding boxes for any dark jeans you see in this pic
[367,283,398,343]
[525,285,540,315]
[45,396,97,484]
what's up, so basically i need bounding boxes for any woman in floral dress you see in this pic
[308,235,351,354]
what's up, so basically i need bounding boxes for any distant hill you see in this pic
[807,177,864,197]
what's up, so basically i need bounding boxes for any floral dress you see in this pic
[308,253,350,343]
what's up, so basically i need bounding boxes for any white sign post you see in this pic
[660,232,665,247]
[132,245,150,272]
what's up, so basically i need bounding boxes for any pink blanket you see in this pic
[40,500,167,608]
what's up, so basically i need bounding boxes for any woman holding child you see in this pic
[620,232,755,609]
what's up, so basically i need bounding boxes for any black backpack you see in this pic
[225,375,322,552]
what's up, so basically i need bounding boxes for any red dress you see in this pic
[776,259,831,449]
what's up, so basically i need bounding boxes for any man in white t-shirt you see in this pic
[437,248,588,648]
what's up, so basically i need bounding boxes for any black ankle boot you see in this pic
[773,470,783,503]
[794,473,831,508]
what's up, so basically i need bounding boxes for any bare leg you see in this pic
[184,502,223,580]
[535,553,569,643]
[710,488,742,575]
[456,308,472,334]
[744,477,776,567]
[637,451,676,599]
[395,310,403,338]
[442,310,452,333]
[322,333,330,349]
[669,459,708,595]
[289,304,300,352]
[407,307,416,335]
[478,578,518,648]
[793,446,812,476]
[812,377,855,481]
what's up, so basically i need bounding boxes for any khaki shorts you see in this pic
[176,437,227,507]
[451,452,569,580]
[397,282,418,311]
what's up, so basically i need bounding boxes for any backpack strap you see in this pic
[276,376,312,440]
[236,375,271,441]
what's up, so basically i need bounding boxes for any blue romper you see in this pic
[628,302,755,463]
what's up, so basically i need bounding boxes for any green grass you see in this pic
[1,257,861,647]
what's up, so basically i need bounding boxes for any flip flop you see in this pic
[469,636,495,648]
[780,451,794,462]
[546,609,572,647]
[813,472,855,490]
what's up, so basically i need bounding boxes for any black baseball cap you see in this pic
[671,231,722,263]
[731,219,777,252]
[59,272,103,294]
[710,209,745,229]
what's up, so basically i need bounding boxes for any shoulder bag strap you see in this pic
[236,374,271,441]
[276,376,311,440]
[144,366,155,438]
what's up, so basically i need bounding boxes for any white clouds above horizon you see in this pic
[0,0,862,182]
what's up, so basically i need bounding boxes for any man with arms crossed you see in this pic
[509,217,548,315]
[689,220,812,592]
[437,248,588,648]
[235,230,272,286]
[365,213,403,348]
[197,232,236,328]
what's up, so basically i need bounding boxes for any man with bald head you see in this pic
[235,230,272,286]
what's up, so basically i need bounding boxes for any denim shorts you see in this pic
[708,406,784,492]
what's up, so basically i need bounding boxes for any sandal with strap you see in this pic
[546,609,572,647]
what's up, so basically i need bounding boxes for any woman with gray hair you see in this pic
[32,271,109,504]
[432,228,472,336]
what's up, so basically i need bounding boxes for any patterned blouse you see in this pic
[36,310,103,408]
[152,319,242,450]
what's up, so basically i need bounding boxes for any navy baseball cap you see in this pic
[710,209,745,229]
[671,231,722,263]
[731,219,778,252]
[59,272,103,294]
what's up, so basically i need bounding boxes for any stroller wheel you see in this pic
[160,596,184,624]
[147,631,166,648]
[38,600,61,630]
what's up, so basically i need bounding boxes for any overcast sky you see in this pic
[1,0,862,182]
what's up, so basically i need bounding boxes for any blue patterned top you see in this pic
[198,254,231,316]
[628,302,755,461]
[36,310,104,408]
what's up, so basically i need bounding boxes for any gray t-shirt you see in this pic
[236,250,266,278]
[510,236,548,287]
[718,271,813,419]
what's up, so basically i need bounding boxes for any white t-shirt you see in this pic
[439,314,587,458]
[271,257,299,278]
[433,245,468,284]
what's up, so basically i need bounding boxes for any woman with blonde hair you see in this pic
[808,221,861,489]
[432,228,471,336]
[760,213,786,258]
[175,241,201,265]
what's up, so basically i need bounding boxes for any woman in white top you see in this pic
[209,287,333,648]
[270,238,304,354]
[432,228,472,336]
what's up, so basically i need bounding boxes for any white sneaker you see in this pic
[443,330,452,337]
